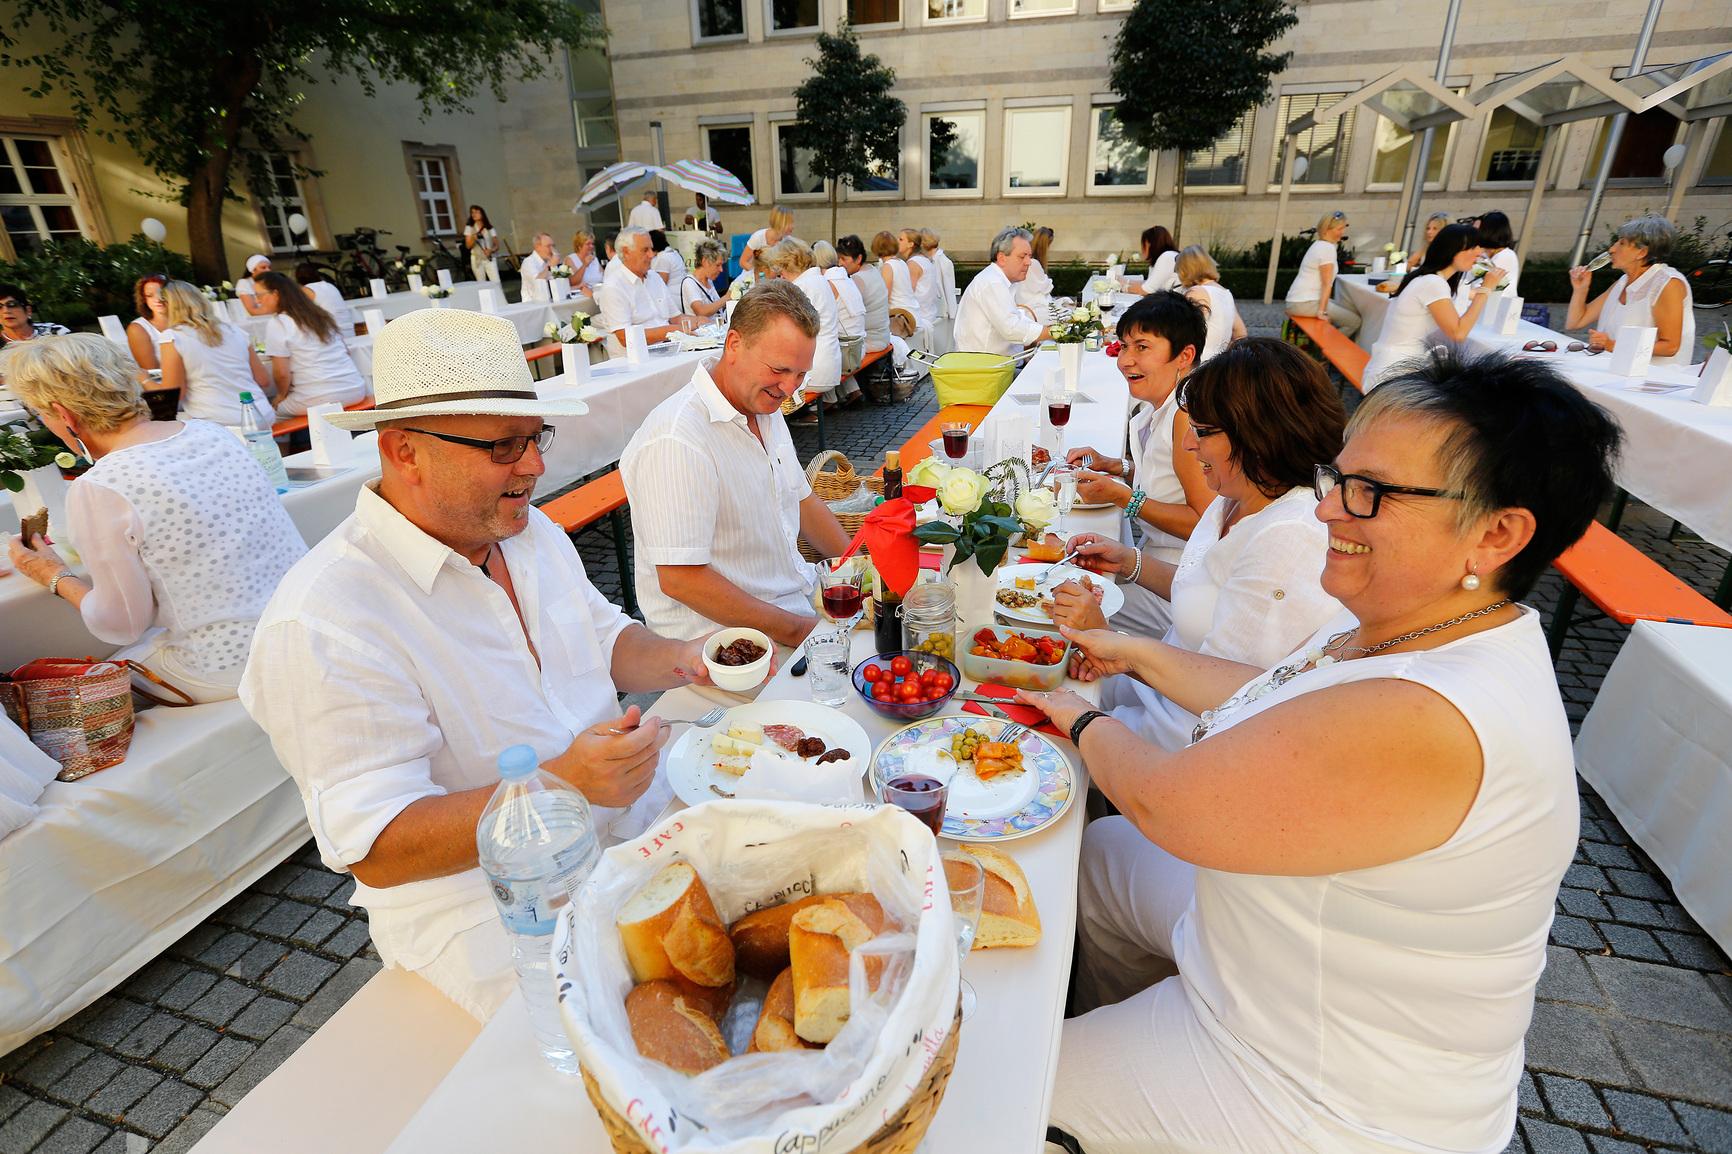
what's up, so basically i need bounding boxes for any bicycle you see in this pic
[1684,219,1732,310]
[334,227,399,293]
[422,233,469,282]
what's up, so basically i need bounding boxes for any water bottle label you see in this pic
[488,876,562,936]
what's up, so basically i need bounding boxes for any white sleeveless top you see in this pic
[1174,606,1577,1152]
[1599,264,1696,367]
[883,258,919,321]
[910,253,941,329]
[1189,281,1239,363]
[1127,390,1187,563]
[164,323,275,426]
[75,420,307,678]
[130,316,167,350]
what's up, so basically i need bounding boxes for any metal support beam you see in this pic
[1665,118,1707,222]
[1390,142,1424,255]
[1264,135,1298,305]
[1517,125,1560,261]
[1571,0,1665,264]
[1400,0,1464,252]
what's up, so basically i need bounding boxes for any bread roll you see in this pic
[667,975,735,1021]
[748,967,820,1053]
[626,981,731,1074]
[729,893,828,980]
[617,861,735,987]
[789,895,887,1044]
[961,844,1041,949]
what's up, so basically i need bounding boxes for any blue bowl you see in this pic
[852,651,961,721]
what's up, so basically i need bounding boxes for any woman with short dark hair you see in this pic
[0,284,70,348]
[254,270,367,417]
[1033,349,1623,1154]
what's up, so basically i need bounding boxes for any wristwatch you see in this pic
[1069,710,1108,747]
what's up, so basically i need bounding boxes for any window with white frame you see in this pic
[1097,0,1133,9]
[705,124,757,197]
[1010,0,1075,15]
[695,0,746,39]
[1087,105,1151,192]
[1367,110,1455,188]
[1474,107,1546,183]
[0,136,84,258]
[774,123,825,197]
[925,110,985,194]
[1186,110,1256,188]
[926,0,985,22]
[848,0,900,24]
[769,0,819,32]
[250,151,312,252]
[1269,92,1356,185]
[1004,106,1071,196]
[409,152,458,235]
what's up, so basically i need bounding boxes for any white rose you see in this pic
[221,280,233,290]
[544,321,559,338]
[1015,487,1057,531]
[936,467,990,516]
[1070,307,1090,323]
[906,456,952,489]
[580,325,605,343]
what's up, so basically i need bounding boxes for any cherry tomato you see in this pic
[872,681,894,701]
[890,655,913,678]
[897,681,921,702]
[932,672,954,693]
[919,668,941,688]
[862,664,884,683]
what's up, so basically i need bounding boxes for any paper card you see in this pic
[306,403,356,468]
[97,315,129,346]
[1496,294,1523,336]
[625,324,649,364]
[363,309,386,335]
[1371,257,1386,275]
[406,274,424,294]
[563,342,590,385]
[369,278,388,299]
[1608,325,1656,377]
[436,269,454,290]
[551,277,570,303]
[1693,347,1732,407]
[478,288,501,315]
[992,413,1036,467]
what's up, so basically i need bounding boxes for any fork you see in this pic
[668,707,727,729]
[996,722,1029,744]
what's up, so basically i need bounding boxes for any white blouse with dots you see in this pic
[65,419,307,682]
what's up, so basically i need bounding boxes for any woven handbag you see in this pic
[0,659,194,781]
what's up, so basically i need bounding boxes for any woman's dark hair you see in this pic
[468,204,493,230]
[1116,290,1206,364]
[1179,338,1346,496]
[1476,210,1513,251]
[1397,223,1478,296]
[293,263,330,286]
[0,283,30,308]
[836,234,867,262]
[1141,226,1177,261]
[132,273,168,320]
[1352,350,1623,599]
[649,229,669,253]
[256,270,339,344]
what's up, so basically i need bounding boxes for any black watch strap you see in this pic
[1069,710,1108,747]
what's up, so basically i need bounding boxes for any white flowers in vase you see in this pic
[544,320,605,344]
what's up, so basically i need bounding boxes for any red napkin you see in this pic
[846,485,938,598]
[961,683,1065,739]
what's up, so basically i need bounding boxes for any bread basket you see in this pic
[800,450,883,563]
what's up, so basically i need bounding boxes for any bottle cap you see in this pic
[497,744,539,780]
[240,391,254,403]
[885,450,900,469]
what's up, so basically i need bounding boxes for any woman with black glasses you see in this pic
[1024,350,1621,1154]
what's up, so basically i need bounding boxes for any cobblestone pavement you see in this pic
[4,312,1730,1153]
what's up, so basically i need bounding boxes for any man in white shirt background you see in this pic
[517,232,557,299]
[683,192,722,233]
[627,191,665,232]
[597,227,690,358]
[236,254,273,316]
[953,226,1051,356]
[241,308,720,1020]
[621,281,852,644]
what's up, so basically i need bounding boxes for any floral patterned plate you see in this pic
[871,714,1075,843]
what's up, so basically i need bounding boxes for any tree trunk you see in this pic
[829,182,839,247]
[185,51,265,284]
[1172,160,1188,245]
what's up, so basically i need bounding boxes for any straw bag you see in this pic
[802,450,883,562]
[0,658,194,781]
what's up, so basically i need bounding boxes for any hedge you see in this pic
[0,236,194,330]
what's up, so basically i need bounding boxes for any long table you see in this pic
[1335,272,1393,350]
[383,346,1133,1154]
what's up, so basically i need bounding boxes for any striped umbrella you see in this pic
[655,159,754,206]
[574,160,658,210]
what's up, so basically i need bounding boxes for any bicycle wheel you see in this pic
[424,251,466,281]
[1689,260,1732,309]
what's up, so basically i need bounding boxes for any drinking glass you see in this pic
[941,850,984,1021]
[806,634,852,708]
[1043,381,1072,455]
[1051,470,1077,534]
[941,421,971,460]
[818,556,867,637]
[881,774,947,837]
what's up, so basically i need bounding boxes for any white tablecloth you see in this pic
[1574,621,1732,956]
[1336,272,1394,350]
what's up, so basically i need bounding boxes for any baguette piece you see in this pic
[789,894,887,1044]
[626,981,731,1074]
[960,844,1041,949]
[729,893,829,980]
[617,861,735,987]
[748,967,821,1053]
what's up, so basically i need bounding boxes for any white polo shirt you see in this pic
[953,262,1043,356]
[621,357,817,640]
[598,260,670,358]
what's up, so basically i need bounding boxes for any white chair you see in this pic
[97,315,129,347]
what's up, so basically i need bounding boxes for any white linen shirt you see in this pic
[598,261,670,358]
[825,266,866,339]
[629,200,665,231]
[621,357,817,640]
[518,249,551,288]
[953,263,1043,356]
[239,484,637,969]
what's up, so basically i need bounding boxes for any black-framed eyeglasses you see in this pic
[1313,463,1463,519]
[401,425,554,464]
[1189,420,1225,439]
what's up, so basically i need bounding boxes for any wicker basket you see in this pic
[801,450,883,563]
[580,1004,963,1154]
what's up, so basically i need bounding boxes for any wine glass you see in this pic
[818,555,867,638]
[941,850,984,1021]
[881,774,948,836]
[941,421,970,461]
[1044,381,1072,456]
[1051,469,1077,535]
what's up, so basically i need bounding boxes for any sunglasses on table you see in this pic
[1522,339,1604,355]
[1313,463,1463,519]
[401,425,555,464]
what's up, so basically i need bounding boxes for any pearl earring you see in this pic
[1461,569,1481,591]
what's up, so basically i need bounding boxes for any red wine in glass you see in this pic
[942,428,969,459]
[883,774,947,835]
[821,585,864,621]
[1048,402,1072,428]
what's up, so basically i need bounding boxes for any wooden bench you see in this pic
[1547,521,1732,659]
[539,470,638,617]
[1284,314,1369,393]
[272,399,375,438]
[784,344,896,453]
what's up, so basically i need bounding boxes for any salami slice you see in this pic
[761,724,808,752]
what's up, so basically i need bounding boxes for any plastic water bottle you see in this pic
[476,744,600,1074]
[236,392,289,489]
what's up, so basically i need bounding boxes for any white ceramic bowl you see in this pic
[703,627,774,692]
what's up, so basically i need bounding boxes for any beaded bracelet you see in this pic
[1124,488,1147,522]
[1122,549,1144,587]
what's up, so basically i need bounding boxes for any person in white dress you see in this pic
[155,281,276,426]
[924,229,957,323]
[1021,350,1624,1154]
[759,239,842,402]
[1174,246,1246,363]
[1126,225,1179,296]
[1015,226,1055,317]
[627,191,664,232]
[125,274,170,373]
[1566,213,1697,367]
[463,205,500,282]
[874,230,922,345]
[295,266,355,335]
[1052,338,1345,750]
[950,227,1051,358]
[5,334,306,701]
[1453,210,1521,309]
[236,254,273,317]
[902,228,942,337]
[1364,224,1505,390]
[1284,210,1362,336]
[679,239,728,319]
[254,271,368,416]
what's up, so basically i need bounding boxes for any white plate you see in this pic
[994,563,1126,625]
[664,699,872,806]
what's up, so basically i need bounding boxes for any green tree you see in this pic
[1108,0,1297,243]
[790,23,905,243]
[1,2,595,282]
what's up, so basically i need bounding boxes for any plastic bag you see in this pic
[556,799,958,1153]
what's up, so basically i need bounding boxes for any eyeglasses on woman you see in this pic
[1313,463,1463,519]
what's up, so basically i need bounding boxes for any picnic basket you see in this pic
[802,450,883,563]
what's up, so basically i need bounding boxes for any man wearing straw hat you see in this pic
[240,309,719,1018]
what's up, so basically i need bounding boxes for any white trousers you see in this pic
[401,914,516,1023]
[472,255,500,282]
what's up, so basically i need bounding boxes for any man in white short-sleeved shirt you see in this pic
[516,232,558,301]
[240,308,718,1020]
[597,227,685,358]
[628,192,664,232]
[621,280,852,643]
[954,226,1050,356]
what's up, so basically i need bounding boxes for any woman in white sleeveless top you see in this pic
[1284,209,1363,337]
[1365,224,1505,390]
[1020,350,1622,1154]
[1175,245,1246,362]
[1053,340,1344,751]
[125,274,170,373]
[760,238,841,399]
[155,280,276,426]
[1567,213,1696,367]
[873,230,922,344]
[4,335,307,701]
[902,228,942,334]
[253,271,368,417]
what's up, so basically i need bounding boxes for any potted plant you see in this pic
[907,456,1041,623]
[1050,302,1104,390]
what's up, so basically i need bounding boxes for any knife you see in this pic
[952,690,1017,720]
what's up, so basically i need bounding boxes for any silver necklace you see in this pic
[1191,599,1513,744]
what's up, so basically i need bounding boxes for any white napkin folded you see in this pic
[733,748,859,805]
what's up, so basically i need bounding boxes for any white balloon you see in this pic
[287,212,310,236]
[140,217,167,242]
[1662,143,1687,172]
[1292,155,1311,182]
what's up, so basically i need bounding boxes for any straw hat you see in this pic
[326,308,589,429]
